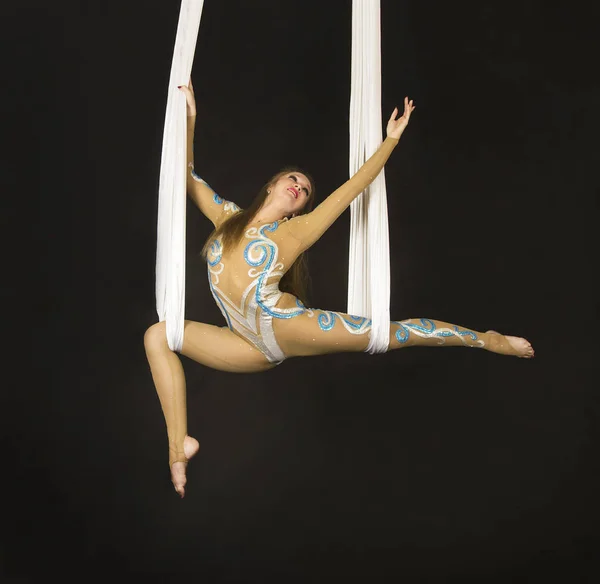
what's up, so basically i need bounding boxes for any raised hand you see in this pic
[178,77,196,117]
[386,97,415,140]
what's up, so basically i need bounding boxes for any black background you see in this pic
[4,0,599,582]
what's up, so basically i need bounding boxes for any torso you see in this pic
[206,219,306,363]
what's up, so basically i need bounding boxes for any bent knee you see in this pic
[143,321,168,352]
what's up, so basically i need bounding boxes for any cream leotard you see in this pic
[188,136,399,363]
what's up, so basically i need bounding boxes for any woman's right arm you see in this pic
[287,98,415,250]
[180,81,240,227]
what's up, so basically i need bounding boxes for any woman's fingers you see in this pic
[178,85,196,109]
[390,99,414,120]
[387,98,415,132]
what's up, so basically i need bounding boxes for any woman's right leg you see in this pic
[273,310,534,358]
[143,320,275,497]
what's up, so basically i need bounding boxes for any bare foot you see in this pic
[486,330,535,358]
[170,435,200,498]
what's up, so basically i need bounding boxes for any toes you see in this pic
[521,343,534,358]
[172,479,186,497]
[171,461,188,496]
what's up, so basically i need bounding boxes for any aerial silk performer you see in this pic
[145,0,535,498]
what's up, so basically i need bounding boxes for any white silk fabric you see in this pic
[347,0,391,353]
[158,0,391,354]
[156,0,205,351]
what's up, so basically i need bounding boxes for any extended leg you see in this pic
[143,320,274,497]
[273,310,534,358]
[388,318,534,356]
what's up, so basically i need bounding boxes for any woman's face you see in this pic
[269,172,313,217]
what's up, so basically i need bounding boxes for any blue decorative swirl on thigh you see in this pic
[315,311,372,334]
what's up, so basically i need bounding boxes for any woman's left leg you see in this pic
[273,309,534,358]
[144,319,276,497]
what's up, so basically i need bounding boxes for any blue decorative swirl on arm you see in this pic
[189,168,225,205]
[190,168,207,184]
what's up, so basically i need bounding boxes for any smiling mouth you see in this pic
[287,187,298,199]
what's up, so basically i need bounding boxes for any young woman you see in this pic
[144,79,534,497]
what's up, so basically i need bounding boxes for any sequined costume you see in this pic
[188,136,486,365]
[143,120,531,475]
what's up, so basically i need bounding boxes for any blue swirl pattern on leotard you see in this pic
[205,238,233,329]
[190,167,206,184]
[207,238,222,267]
[316,311,371,333]
[189,165,235,209]
[394,318,480,346]
[207,220,307,363]
[245,222,306,320]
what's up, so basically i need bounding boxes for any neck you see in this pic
[252,202,288,224]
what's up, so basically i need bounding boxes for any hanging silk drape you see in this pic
[347,0,391,353]
[156,0,205,352]
[157,0,391,354]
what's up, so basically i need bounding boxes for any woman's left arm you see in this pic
[288,98,415,250]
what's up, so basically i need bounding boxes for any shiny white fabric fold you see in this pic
[348,0,391,353]
[156,0,205,351]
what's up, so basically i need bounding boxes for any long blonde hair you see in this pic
[201,167,316,305]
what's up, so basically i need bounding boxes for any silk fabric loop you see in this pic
[158,0,391,354]
[348,0,391,353]
[156,0,205,352]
